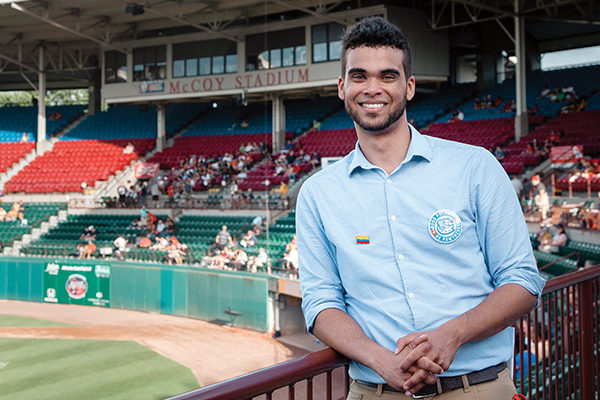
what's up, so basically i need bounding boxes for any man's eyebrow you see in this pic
[347,68,367,75]
[380,68,401,75]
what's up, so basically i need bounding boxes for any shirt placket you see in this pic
[382,171,417,329]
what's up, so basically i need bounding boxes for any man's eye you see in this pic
[383,75,397,80]
[351,74,365,80]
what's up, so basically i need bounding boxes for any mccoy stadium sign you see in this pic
[103,63,339,103]
[169,68,309,94]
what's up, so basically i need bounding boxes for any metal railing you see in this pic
[170,265,600,400]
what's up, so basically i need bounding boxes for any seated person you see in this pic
[0,206,6,222]
[78,240,97,259]
[247,247,269,273]
[539,224,568,253]
[240,230,258,248]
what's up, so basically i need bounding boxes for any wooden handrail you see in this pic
[167,348,349,400]
[538,250,579,272]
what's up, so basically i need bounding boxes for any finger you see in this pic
[416,356,444,375]
[402,369,430,394]
[424,372,438,385]
[404,382,425,397]
[398,342,431,371]
[395,333,426,355]
[394,334,414,355]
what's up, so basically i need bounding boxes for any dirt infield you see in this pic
[0,300,307,388]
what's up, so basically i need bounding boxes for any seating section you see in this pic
[285,97,342,134]
[0,202,66,247]
[407,84,475,129]
[24,214,166,260]
[299,128,356,157]
[148,134,268,170]
[423,118,515,149]
[4,139,153,193]
[0,105,85,142]
[534,250,578,278]
[0,142,35,174]
[177,215,255,262]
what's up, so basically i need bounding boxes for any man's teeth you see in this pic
[363,103,384,108]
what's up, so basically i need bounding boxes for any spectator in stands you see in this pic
[532,175,550,221]
[78,240,97,259]
[539,224,568,254]
[252,216,264,236]
[232,248,249,271]
[241,188,255,208]
[283,234,298,279]
[117,184,127,207]
[113,234,128,260]
[494,146,505,162]
[0,205,6,222]
[210,225,233,255]
[20,132,29,143]
[473,96,481,109]
[538,85,550,99]
[156,219,165,236]
[576,96,588,112]
[527,103,539,115]
[494,96,503,108]
[240,229,258,249]
[123,142,135,154]
[248,247,269,273]
[150,181,160,207]
[80,225,97,242]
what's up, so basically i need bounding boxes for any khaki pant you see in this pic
[347,368,517,400]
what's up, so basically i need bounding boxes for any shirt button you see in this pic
[397,253,404,261]
[408,292,415,299]
[390,215,397,221]
[386,179,392,184]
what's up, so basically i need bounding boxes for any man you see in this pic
[531,175,549,221]
[214,225,233,252]
[297,16,545,399]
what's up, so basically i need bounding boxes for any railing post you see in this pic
[578,279,594,400]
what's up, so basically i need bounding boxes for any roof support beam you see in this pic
[10,2,129,55]
[0,51,39,73]
[138,1,242,43]
[269,0,351,26]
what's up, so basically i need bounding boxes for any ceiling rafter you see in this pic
[135,0,242,43]
[10,2,129,54]
[269,0,351,26]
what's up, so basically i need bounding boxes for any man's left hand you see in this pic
[394,325,461,392]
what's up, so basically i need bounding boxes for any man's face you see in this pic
[338,46,415,135]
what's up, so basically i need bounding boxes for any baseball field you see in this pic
[0,301,307,400]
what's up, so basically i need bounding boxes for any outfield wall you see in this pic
[0,256,272,332]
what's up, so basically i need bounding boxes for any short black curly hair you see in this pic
[341,16,412,80]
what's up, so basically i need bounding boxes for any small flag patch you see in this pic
[356,235,370,244]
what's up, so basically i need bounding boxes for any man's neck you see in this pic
[356,120,412,175]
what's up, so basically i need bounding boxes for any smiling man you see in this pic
[297,16,545,399]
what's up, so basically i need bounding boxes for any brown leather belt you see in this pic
[355,362,507,398]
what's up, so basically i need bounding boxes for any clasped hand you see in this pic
[387,327,460,395]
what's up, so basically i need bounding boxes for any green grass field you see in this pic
[0,316,199,400]
[0,315,73,327]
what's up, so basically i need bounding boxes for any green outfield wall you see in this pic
[0,256,271,331]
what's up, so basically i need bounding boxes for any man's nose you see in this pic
[363,79,382,95]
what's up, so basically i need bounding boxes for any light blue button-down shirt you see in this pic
[297,125,545,381]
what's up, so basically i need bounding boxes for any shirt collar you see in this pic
[348,124,432,177]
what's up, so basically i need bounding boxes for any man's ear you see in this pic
[338,76,345,100]
[406,76,416,101]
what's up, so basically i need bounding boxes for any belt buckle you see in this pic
[411,380,442,398]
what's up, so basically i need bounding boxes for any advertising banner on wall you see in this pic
[43,262,111,307]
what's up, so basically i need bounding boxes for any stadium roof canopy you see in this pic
[0,0,599,90]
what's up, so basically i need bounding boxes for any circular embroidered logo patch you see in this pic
[429,209,462,244]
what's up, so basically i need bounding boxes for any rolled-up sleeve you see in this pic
[296,182,346,333]
[471,149,546,297]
